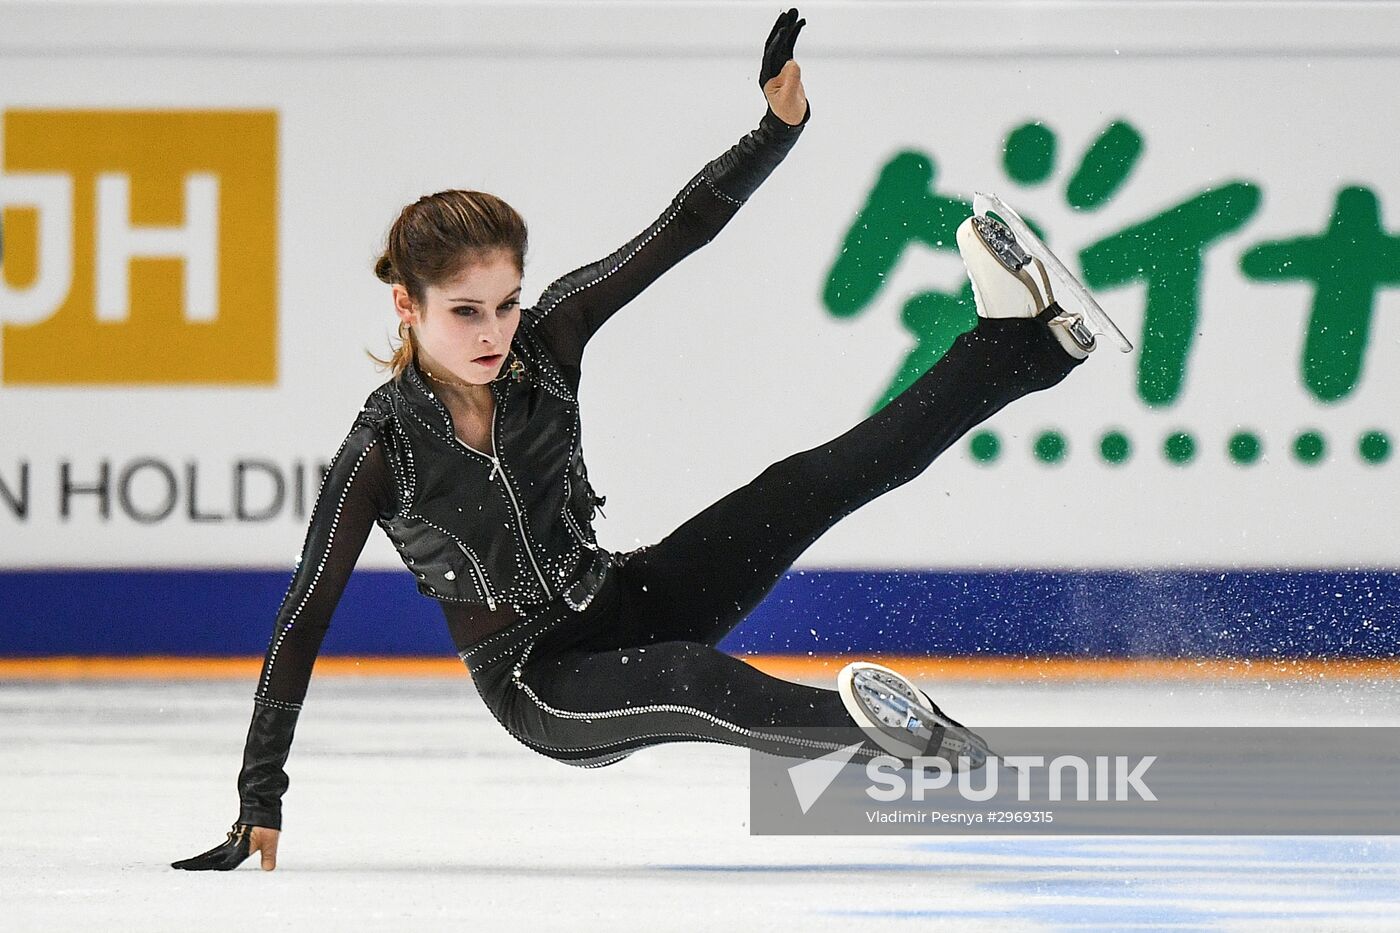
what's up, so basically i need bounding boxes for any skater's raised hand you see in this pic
[171,821,280,871]
[760,8,808,126]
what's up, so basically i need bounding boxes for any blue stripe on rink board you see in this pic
[1,567,1398,658]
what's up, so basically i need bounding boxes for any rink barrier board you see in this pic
[2,567,1398,658]
[1,655,1398,682]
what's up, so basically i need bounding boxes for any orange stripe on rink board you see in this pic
[0,655,1397,682]
[0,657,463,679]
[745,656,1400,683]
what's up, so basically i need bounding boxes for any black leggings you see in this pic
[461,315,1081,766]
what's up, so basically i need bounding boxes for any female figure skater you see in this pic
[173,8,1116,871]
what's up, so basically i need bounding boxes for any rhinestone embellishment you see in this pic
[972,215,1031,272]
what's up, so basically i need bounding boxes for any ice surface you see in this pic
[2,674,1399,931]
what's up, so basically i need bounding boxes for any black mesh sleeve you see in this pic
[523,105,807,385]
[236,418,394,829]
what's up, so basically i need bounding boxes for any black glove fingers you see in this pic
[761,44,778,85]
[760,7,801,87]
[763,9,786,51]
[761,30,785,85]
[779,8,799,58]
[776,11,802,63]
[783,17,806,61]
[763,10,790,62]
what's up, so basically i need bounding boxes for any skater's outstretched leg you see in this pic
[487,581,987,770]
[463,511,991,771]
[618,209,1113,648]
[509,636,886,765]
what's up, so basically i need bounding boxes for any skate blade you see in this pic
[973,192,1133,353]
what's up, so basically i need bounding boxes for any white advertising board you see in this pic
[2,1,1398,572]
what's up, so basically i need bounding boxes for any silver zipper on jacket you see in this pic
[420,371,554,601]
[454,541,499,611]
[486,391,555,599]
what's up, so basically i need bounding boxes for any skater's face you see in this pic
[394,251,522,386]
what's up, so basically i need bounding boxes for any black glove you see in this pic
[759,8,806,88]
[170,700,301,871]
[171,821,254,871]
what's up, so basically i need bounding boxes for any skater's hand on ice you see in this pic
[171,821,280,871]
[760,8,808,126]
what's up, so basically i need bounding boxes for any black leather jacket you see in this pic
[235,103,808,829]
[360,326,614,616]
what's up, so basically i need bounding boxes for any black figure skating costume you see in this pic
[232,102,1082,834]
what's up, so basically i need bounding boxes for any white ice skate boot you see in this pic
[837,661,989,769]
[956,192,1133,359]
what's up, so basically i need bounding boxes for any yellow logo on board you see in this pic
[0,110,278,384]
